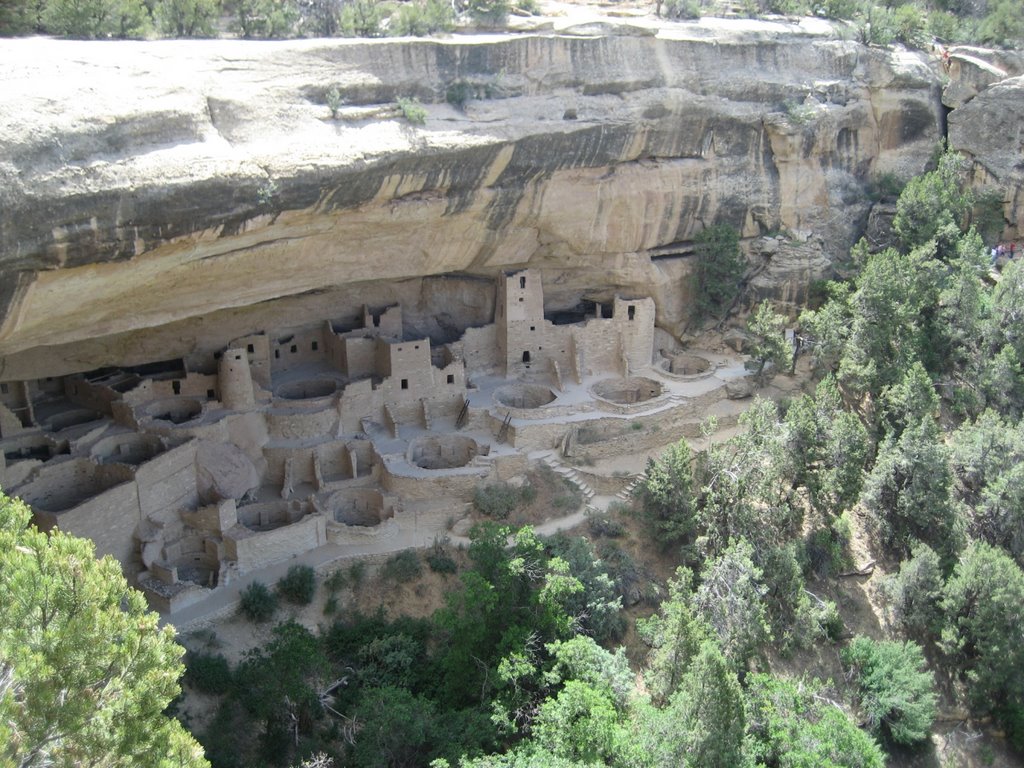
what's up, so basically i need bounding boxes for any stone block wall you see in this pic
[0,380,30,426]
[36,479,142,573]
[493,453,529,481]
[324,324,348,376]
[507,420,570,451]
[158,373,221,401]
[315,442,356,482]
[498,269,552,377]
[380,462,492,501]
[224,513,327,574]
[376,339,434,404]
[64,376,119,417]
[456,324,500,373]
[361,305,403,339]
[614,297,656,370]
[0,399,27,438]
[264,406,338,440]
[181,499,238,533]
[219,347,256,409]
[143,413,230,443]
[572,321,623,377]
[135,441,199,522]
[338,378,382,433]
[229,333,272,389]
[270,326,328,372]
[17,458,135,514]
[264,446,316,486]
[342,337,377,380]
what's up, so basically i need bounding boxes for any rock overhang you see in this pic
[0,24,977,378]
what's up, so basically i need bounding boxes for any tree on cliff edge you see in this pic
[0,490,208,768]
[693,224,746,323]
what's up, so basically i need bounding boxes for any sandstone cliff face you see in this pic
[0,22,1005,379]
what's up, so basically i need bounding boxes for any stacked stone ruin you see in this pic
[0,269,747,614]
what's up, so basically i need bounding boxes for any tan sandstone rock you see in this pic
[195,441,261,504]
[948,74,1024,238]
[0,24,960,378]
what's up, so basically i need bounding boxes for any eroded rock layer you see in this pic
[0,25,1019,380]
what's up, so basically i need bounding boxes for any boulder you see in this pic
[944,51,1009,109]
[726,376,757,399]
[943,45,1024,109]
[723,328,753,354]
[195,441,260,503]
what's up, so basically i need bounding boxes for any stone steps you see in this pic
[616,470,646,501]
[538,451,596,502]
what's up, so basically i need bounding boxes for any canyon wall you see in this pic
[0,21,1020,380]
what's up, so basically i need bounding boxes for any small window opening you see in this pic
[518,297,524,303]
[414,344,419,350]
[446,374,455,384]
[401,379,409,390]
[214,351,222,360]
[530,326,535,331]
[172,381,181,395]
[274,349,280,359]
[519,276,526,289]
[522,351,531,363]
[207,389,216,399]
[290,345,297,354]
[234,354,242,361]
[0,383,7,394]
[312,341,319,351]
[247,343,254,353]
[627,305,636,321]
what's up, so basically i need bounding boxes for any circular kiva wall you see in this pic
[15,458,133,513]
[275,378,339,401]
[236,500,304,532]
[592,377,663,405]
[664,353,711,376]
[167,537,219,587]
[176,564,217,588]
[494,383,557,409]
[408,435,479,470]
[91,433,165,466]
[327,488,388,527]
[147,397,203,425]
[45,408,102,432]
[2,434,65,463]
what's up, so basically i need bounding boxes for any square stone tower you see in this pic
[495,269,545,377]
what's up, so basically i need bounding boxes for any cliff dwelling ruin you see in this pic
[0,268,750,615]
[1,29,1019,625]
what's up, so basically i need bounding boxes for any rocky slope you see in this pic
[0,20,1020,380]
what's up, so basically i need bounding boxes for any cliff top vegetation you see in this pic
[0,0,1019,51]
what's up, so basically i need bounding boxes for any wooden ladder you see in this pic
[497,411,512,443]
[455,397,470,429]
